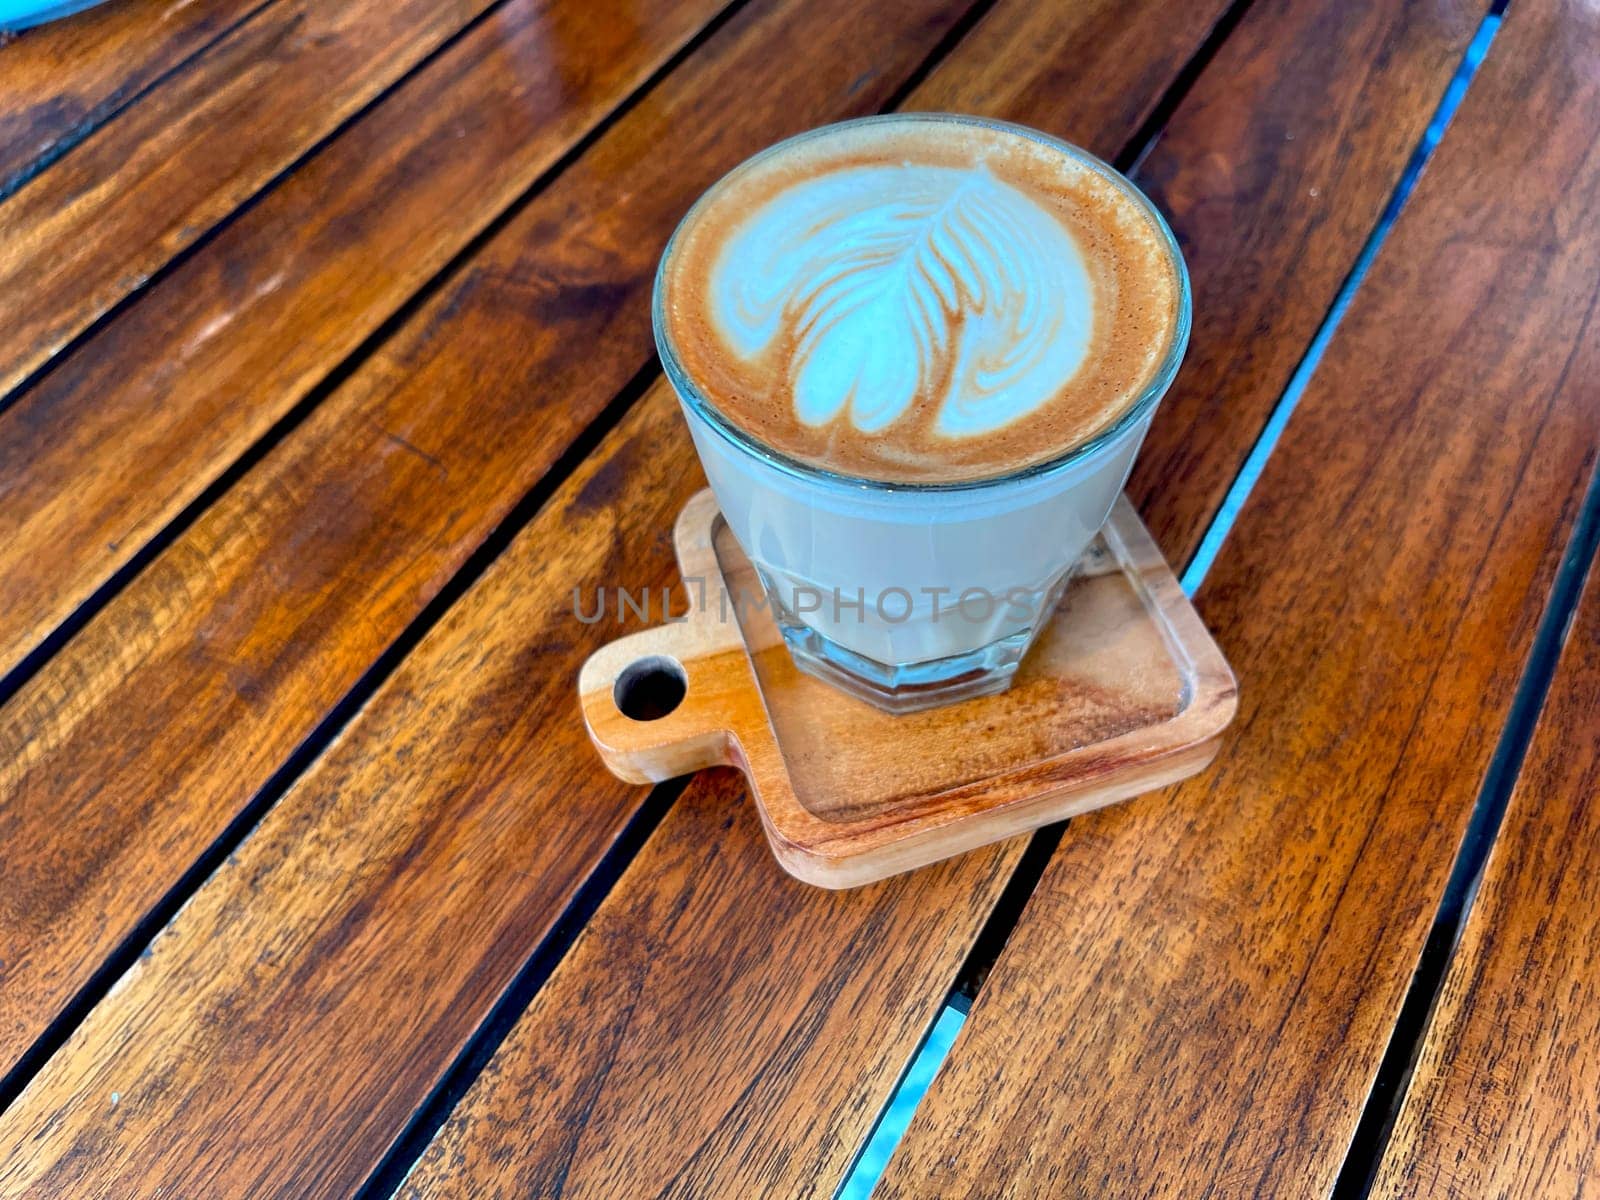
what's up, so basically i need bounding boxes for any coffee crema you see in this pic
[658,116,1184,484]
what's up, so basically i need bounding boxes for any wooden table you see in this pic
[0,0,1596,1194]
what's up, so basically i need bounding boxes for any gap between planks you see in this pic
[0,0,281,203]
[0,0,958,1121]
[0,0,753,715]
[870,2,1521,1190]
[0,0,528,422]
[1331,441,1600,1199]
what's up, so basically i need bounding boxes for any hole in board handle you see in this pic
[614,655,688,722]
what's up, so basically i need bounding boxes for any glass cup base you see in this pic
[776,620,1031,714]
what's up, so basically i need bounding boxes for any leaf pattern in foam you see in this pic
[710,163,1093,438]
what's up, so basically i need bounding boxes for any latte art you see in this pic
[710,164,1093,439]
[660,117,1183,483]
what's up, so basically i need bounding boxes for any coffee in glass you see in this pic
[654,114,1189,712]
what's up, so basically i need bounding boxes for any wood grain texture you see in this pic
[0,0,264,193]
[0,0,1531,1194]
[1371,568,1600,1197]
[0,0,498,400]
[0,384,1008,1200]
[401,763,1021,1200]
[0,388,705,1199]
[396,0,1515,1193]
[581,493,1235,887]
[0,0,976,1155]
[902,0,1232,153]
[904,0,1491,573]
[878,0,1600,1194]
[0,0,727,684]
[0,0,748,1068]
[1126,0,1491,564]
[0,1,1238,1192]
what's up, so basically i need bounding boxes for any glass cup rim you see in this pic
[652,112,1193,496]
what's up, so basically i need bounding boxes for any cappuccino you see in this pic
[658,116,1181,483]
[654,116,1189,712]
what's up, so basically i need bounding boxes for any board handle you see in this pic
[579,493,755,785]
[580,490,773,785]
[579,620,744,784]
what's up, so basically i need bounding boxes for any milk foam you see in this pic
[708,163,1094,439]
[661,117,1183,484]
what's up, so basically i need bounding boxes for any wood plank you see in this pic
[392,0,1496,1193]
[0,0,975,1123]
[901,0,1227,152]
[1372,557,1600,1197]
[0,0,728,683]
[0,0,499,402]
[0,0,265,195]
[402,757,1022,1200]
[1125,0,1492,565]
[877,0,1600,1194]
[0,391,1007,1199]
[0,385,707,1199]
[0,1,1240,1191]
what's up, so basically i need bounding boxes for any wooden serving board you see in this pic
[580,490,1237,888]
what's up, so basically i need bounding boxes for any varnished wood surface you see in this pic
[878,0,1600,1193]
[0,0,998,1189]
[0,0,263,193]
[0,0,497,400]
[0,0,1593,1196]
[0,0,970,1080]
[0,0,727,682]
[379,0,1500,1194]
[1370,564,1600,1194]
[0,0,1235,1190]
[400,767,1020,1200]
[0,388,706,1197]
[0,376,1008,1199]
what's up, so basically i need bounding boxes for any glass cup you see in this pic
[653,115,1191,714]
